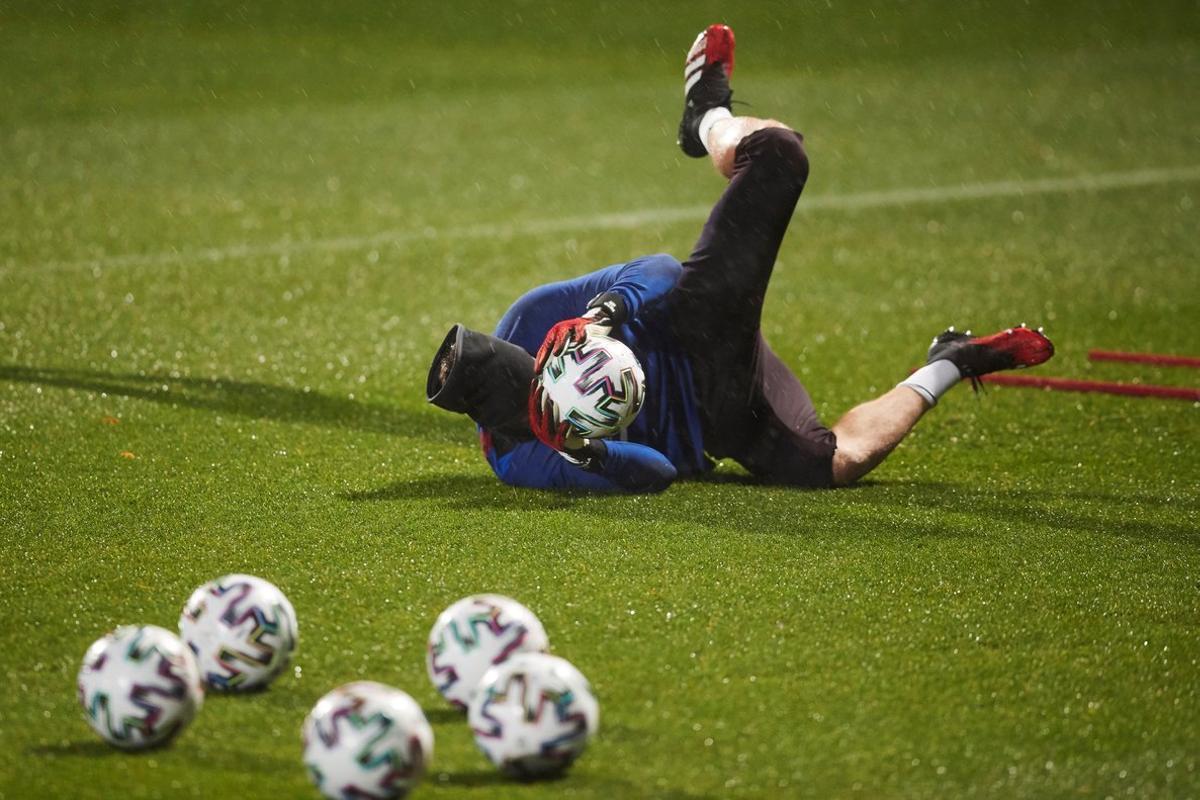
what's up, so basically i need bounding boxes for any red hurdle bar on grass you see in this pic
[980,373,1200,401]
[1088,349,1200,369]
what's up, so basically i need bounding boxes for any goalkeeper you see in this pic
[426,24,1053,493]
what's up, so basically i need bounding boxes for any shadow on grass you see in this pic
[843,482,1199,545]
[343,469,834,508]
[0,364,461,442]
[27,740,124,758]
[343,474,585,511]
[430,769,539,788]
[423,706,468,725]
[343,472,1197,544]
[27,738,298,772]
[340,473,971,539]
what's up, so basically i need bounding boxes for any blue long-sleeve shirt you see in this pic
[481,254,710,492]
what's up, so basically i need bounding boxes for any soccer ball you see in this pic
[302,681,433,800]
[538,333,645,439]
[468,653,599,778]
[77,624,204,750]
[179,573,298,691]
[427,594,550,710]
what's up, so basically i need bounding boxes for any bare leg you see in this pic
[830,387,930,486]
[706,116,791,179]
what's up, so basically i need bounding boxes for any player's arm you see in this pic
[487,437,677,493]
[491,254,680,368]
[586,252,683,326]
[534,254,682,369]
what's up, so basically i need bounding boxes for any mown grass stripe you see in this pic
[26,164,1200,274]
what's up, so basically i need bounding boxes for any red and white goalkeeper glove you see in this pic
[528,380,572,451]
[532,291,629,373]
[527,380,607,469]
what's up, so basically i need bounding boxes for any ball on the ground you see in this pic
[468,652,599,779]
[538,333,645,439]
[178,573,298,692]
[426,594,550,710]
[302,681,433,800]
[77,624,204,750]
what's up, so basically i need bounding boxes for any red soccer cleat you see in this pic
[678,24,736,158]
[927,324,1055,390]
[685,24,735,93]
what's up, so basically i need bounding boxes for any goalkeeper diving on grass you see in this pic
[426,24,1054,493]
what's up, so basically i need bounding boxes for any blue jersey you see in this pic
[481,254,710,492]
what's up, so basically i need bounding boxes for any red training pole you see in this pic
[1088,350,1200,369]
[980,373,1200,401]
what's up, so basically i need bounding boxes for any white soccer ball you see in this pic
[302,681,433,800]
[77,624,204,750]
[538,333,645,439]
[468,653,599,779]
[427,594,549,710]
[179,573,298,692]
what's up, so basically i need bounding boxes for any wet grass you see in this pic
[1,2,1198,798]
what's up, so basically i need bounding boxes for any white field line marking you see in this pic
[26,164,1200,274]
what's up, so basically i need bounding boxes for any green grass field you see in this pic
[2,1,1199,797]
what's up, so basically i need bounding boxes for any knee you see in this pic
[754,127,809,184]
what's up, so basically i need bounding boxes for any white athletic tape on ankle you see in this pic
[698,107,733,154]
[900,359,963,406]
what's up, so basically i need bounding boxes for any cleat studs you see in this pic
[948,325,956,332]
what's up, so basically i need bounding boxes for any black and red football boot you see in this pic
[677,24,736,158]
[927,324,1055,390]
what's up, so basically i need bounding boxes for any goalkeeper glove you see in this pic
[528,381,568,450]
[527,381,608,470]
[532,291,629,373]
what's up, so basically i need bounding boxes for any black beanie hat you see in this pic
[426,324,536,439]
